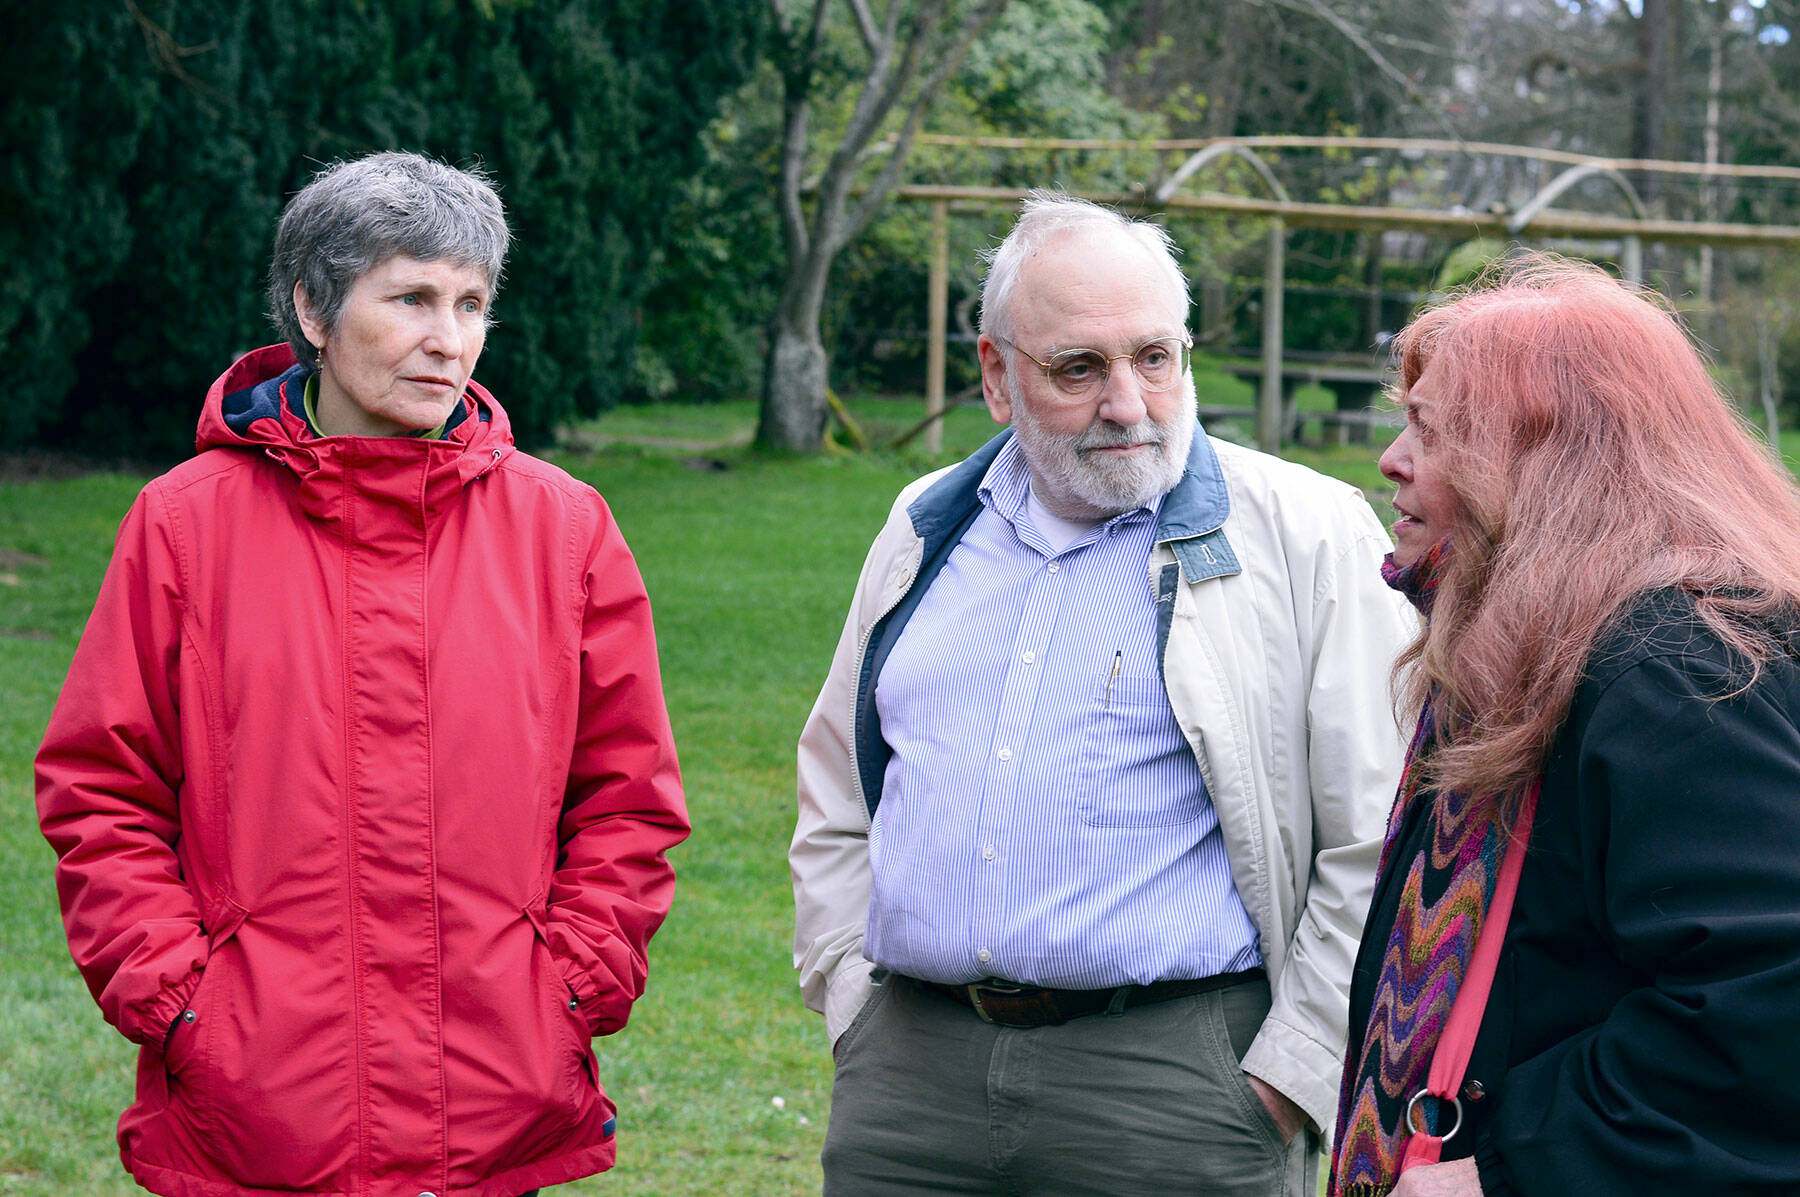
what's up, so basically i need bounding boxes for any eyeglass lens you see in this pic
[1047,339,1185,396]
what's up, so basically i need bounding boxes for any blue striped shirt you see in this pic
[866,438,1262,988]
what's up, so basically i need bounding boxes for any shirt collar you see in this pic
[299,371,451,440]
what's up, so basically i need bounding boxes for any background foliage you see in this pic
[13,0,1800,452]
[644,0,1800,433]
[3,0,762,455]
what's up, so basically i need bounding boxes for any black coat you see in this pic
[1346,590,1800,1195]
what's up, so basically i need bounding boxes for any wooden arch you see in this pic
[894,135,1800,450]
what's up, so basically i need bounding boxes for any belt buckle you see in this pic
[964,978,1025,1024]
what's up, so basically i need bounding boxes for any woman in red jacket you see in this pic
[35,151,689,1197]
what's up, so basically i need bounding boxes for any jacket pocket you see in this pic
[524,902,598,1110]
[162,900,249,1087]
[1077,675,1206,827]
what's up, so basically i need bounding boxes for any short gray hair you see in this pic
[267,151,510,368]
[977,190,1190,345]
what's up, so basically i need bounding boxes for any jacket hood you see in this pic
[199,343,516,522]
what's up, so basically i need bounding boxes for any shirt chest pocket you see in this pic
[1075,675,1208,828]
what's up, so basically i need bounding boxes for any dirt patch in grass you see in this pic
[0,548,48,571]
[560,427,754,454]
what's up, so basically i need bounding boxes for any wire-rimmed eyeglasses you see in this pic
[998,334,1192,401]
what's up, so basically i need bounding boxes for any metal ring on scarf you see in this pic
[1404,1089,1464,1142]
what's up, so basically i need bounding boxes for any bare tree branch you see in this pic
[800,0,834,71]
[1365,29,1464,59]
[879,0,905,47]
[1260,0,1467,146]
[123,0,225,102]
[123,0,372,152]
[809,0,949,249]
[847,0,880,54]
[1736,44,1800,139]
[778,92,814,261]
[839,0,1010,247]
[774,0,837,263]
[833,0,945,168]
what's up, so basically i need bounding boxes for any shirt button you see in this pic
[996,747,1013,761]
[1020,651,1035,664]
[976,948,992,963]
[982,844,995,860]
[1046,562,1059,573]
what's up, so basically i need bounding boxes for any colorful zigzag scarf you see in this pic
[1329,541,1513,1196]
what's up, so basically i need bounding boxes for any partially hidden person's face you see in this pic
[297,254,491,437]
[978,228,1194,521]
[1379,356,1458,568]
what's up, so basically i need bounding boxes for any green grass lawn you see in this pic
[0,400,1394,1195]
[1778,428,1800,476]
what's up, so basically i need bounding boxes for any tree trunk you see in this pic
[758,322,831,451]
[754,0,1010,453]
[1630,0,1672,209]
[1759,313,1783,446]
[758,222,835,451]
[1699,24,1723,300]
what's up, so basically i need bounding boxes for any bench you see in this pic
[1207,354,1397,446]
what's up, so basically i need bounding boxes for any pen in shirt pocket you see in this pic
[1104,649,1122,709]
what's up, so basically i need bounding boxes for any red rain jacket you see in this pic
[36,345,688,1196]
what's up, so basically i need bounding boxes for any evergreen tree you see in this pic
[6,0,762,454]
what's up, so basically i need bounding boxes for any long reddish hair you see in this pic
[1394,253,1800,798]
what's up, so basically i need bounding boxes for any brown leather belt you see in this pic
[912,968,1265,1029]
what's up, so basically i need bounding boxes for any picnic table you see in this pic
[1206,351,1400,445]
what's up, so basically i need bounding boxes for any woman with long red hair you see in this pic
[1331,255,1800,1195]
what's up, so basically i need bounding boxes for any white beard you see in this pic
[1010,374,1195,519]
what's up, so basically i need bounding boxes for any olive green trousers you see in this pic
[822,973,1311,1196]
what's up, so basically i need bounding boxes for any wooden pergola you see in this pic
[898,135,1800,452]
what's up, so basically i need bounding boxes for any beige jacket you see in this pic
[791,431,1415,1135]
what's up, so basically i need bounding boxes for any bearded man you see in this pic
[791,193,1415,1196]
